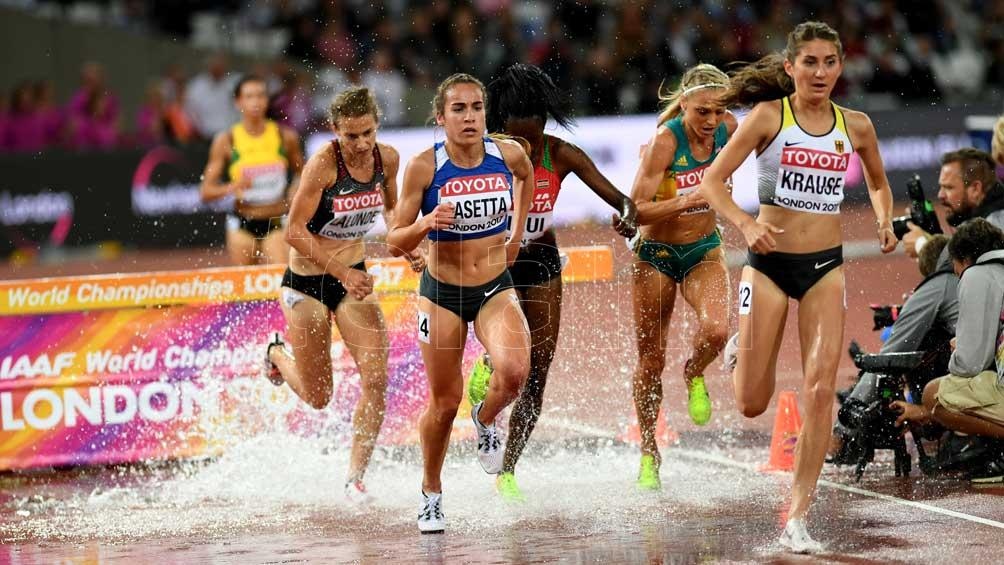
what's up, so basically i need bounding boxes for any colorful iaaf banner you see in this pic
[0,248,612,471]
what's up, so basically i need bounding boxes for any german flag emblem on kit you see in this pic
[835,140,845,154]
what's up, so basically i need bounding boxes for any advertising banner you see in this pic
[1,144,225,253]
[5,103,991,253]
[0,248,612,470]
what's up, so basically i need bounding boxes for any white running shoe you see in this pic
[723,333,739,373]
[417,491,445,534]
[779,518,824,554]
[471,401,505,474]
[343,479,374,506]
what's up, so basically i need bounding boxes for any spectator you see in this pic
[902,35,942,101]
[4,82,45,153]
[283,9,319,62]
[528,16,575,91]
[401,8,450,88]
[0,90,8,151]
[135,82,167,147]
[447,4,484,74]
[32,80,64,147]
[315,15,357,71]
[6,0,1003,134]
[159,63,187,105]
[67,62,120,150]
[163,87,194,144]
[269,67,312,133]
[581,46,619,116]
[362,46,406,126]
[184,53,239,140]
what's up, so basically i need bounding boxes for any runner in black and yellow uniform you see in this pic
[629,64,737,491]
[200,74,303,265]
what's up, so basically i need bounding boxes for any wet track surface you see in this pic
[3,434,1003,564]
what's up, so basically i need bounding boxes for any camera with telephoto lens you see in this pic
[833,342,924,480]
[891,175,943,240]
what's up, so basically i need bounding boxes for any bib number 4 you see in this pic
[417,311,431,343]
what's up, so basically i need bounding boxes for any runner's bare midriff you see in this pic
[234,199,288,220]
[642,212,717,245]
[289,239,365,276]
[428,233,508,286]
[758,205,842,253]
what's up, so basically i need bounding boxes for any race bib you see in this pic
[520,176,559,244]
[675,163,712,216]
[439,173,512,236]
[773,146,847,214]
[317,188,384,240]
[240,163,287,205]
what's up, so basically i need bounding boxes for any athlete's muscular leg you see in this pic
[226,228,257,266]
[680,248,730,382]
[261,228,290,265]
[335,297,389,482]
[473,289,531,424]
[632,261,676,461]
[790,268,844,521]
[503,276,562,474]
[270,294,335,409]
[733,266,789,418]
[417,298,467,494]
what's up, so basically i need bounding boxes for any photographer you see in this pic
[903,148,1004,259]
[879,234,957,359]
[829,235,954,461]
[893,219,1004,464]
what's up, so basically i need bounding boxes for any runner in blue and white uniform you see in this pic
[386,74,533,534]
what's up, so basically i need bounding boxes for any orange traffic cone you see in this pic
[619,412,679,448]
[760,390,802,472]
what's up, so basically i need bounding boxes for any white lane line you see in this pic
[676,449,1004,530]
[544,419,1004,530]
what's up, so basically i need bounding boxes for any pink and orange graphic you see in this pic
[0,249,612,471]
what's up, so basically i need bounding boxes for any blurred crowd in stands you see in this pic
[2,0,1004,153]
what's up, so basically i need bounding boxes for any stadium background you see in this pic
[1,1,1003,260]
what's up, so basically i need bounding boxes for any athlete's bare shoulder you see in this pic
[407,146,435,169]
[305,141,336,167]
[748,99,783,123]
[838,106,875,134]
[377,141,400,168]
[404,146,436,187]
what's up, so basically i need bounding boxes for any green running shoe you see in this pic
[467,353,492,406]
[687,375,712,426]
[637,454,661,491]
[495,472,525,503]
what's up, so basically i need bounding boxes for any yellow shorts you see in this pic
[936,370,1004,426]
